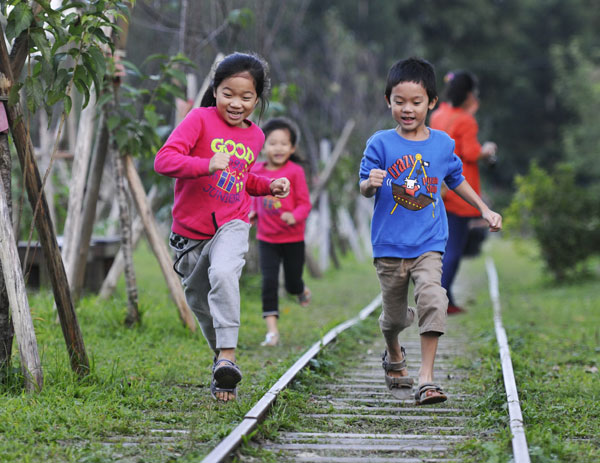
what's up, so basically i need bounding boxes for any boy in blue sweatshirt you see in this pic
[359,57,502,405]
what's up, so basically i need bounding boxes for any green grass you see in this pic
[455,238,600,462]
[2,238,599,462]
[0,242,381,462]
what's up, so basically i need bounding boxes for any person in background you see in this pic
[430,70,498,314]
[359,57,502,405]
[154,52,290,402]
[250,117,312,347]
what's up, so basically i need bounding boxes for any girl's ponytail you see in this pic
[200,84,216,107]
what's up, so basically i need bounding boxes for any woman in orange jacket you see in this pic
[430,71,497,314]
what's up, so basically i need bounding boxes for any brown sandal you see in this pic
[414,382,447,405]
[382,347,414,398]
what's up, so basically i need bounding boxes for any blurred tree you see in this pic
[130,0,600,211]
[552,39,600,184]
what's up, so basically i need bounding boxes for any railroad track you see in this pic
[243,328,473,462]
[202,257,530,463]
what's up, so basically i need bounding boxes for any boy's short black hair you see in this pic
[385,57,437,103]
[261,117,300,146]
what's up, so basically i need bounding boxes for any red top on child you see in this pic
[155,106,272,240]
[251,160,311,243]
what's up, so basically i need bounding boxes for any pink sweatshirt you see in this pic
[155,107,272,239]
[251,160,311,243]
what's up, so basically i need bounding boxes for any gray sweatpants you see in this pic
[172,220,250,352]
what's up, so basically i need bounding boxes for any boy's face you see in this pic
[386,81,437,140]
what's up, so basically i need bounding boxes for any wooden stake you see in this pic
[0,169,43,392]
[98,186,158,300]
[309,119,355,206]
[0,25,89,376]
[123,155,196,331]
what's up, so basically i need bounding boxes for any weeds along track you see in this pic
[203,295,482,463]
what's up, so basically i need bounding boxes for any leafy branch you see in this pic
[102,52,194,158]
[5,0,130,117]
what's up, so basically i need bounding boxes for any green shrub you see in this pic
[504,162,600,281]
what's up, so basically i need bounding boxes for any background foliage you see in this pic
[127,0,600,199]
[3,0,600,274]
[126,0,600,276]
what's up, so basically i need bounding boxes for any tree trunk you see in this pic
[0,171,43,392]
[0,30,89,377]
[0,129,14,372]
[123,155,196,331]
[113,151,139,327]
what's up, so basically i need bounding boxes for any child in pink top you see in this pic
[250,118,312,346]
[155,53,290,402]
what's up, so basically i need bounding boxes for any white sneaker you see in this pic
[260,332,280,346]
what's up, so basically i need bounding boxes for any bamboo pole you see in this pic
[123,155,196,331]
[0,25,89,377]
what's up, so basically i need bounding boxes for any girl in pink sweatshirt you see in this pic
[250,118,312,347]
[154,53,289,402]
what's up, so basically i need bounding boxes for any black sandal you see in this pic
[211,358,242,401]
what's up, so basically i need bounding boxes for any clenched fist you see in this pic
[209,151,232,174]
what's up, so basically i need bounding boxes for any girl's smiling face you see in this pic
[386,80,437,140]
[263,128,296,169]
[213,71,259,127]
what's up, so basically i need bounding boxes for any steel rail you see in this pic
[201,293,383,463]
[486,257,531,463]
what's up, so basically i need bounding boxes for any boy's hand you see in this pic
[481,141,498,162]
[280,212,296,225]
[270,177,290,198]
[360,168,387,197]
[209,151,232,173]
[483,209,502,232]
[368,169,387,188]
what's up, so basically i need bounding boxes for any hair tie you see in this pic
[444,72,455,83]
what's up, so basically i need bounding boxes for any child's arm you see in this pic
[281,168,312,225]
[452,181,502,232]
[360,169,387,198]
[155,109,212,178]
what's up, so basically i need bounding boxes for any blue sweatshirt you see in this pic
[359,128,464,258]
